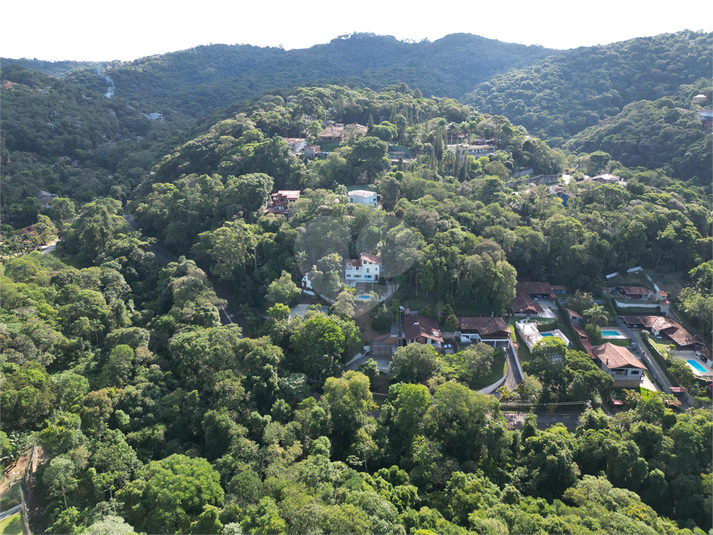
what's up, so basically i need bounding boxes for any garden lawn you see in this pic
[0,514,23,535]
[470,357,507,390]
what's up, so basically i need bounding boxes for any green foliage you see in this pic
[388,344,438,384]
[118,454,224,534]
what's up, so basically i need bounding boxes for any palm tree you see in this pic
[584,304,609,327]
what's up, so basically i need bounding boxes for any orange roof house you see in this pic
[403,314,443,349]
[588,343,647,387]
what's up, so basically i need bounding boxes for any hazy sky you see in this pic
[3,0,712,62]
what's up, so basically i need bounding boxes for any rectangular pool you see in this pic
[687,359,709,374]
[356,295,371,301]
[602,330,623,337]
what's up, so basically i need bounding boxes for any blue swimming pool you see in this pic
[687,359,709,374]
[356,295,371,301]
[541,333,553,337]
[602,330,623,337]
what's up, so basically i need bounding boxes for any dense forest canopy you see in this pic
[1,30,711,535]
[463,31,712,146]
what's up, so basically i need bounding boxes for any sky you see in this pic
[3,0,712,62]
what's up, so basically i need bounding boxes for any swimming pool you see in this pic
[541,333,553,337]
[602,329,623,337]
[356,295,371,301]
[687,359,709,374]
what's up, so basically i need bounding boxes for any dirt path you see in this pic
[0,453,30,497]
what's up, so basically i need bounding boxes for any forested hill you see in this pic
[5,33,555,119]
[462,31,713,146]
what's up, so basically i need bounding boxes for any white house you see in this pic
[345,252,384,285]
[283,138,308,154]
[301,272,315,296]
[348,190,378,208]
[588,343,646,387]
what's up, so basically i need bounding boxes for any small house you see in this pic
[265,190,300,217]
[619,286,654,300]
[301,272,315,296]
[588,343,646,387]
[566,308,583,326]
[283,138,308,154]
[37,190,58,208]
[348,190,378,208]
[403,313,443,350]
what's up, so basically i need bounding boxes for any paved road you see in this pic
[40,240,58,254]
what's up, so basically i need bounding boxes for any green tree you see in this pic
[443,314,459,332]
[388,344,438,384]
[43,456,78,508]
[322,371,377,458]
[225,173,274,220]
[118,454,224,534]
[521,424,578,500]
[424,381,508,466]
[266,270,301,306]
[267,303,290,321]
[583,304,609,327]
[291,313,346,381]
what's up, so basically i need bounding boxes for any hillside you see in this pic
[50,33,555,119]
[564,99,712,184]
[462,31,713,147]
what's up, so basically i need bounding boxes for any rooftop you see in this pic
[403,313,443,344]
[458,316,509,337]
[589,343,646,370]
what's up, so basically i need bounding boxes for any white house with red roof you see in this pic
[588,342,647,387]
[344,252,384,285]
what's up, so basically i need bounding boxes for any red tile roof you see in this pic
[589,343,646,370]
[573,325,588,339]
[566,308,582,319]
[360,252,382,265]
[403,314,443,344]
[620,286,652,296]
[517,281,555,295]
[458,317,510,337]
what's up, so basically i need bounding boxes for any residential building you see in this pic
[621,315,702,350]
[348,190,378,207]
[458,317,510,344]
[372,333,399,357]
[566,308,583,326]
[283,138,308,154]
[304,145,322,158]
[515,320,569,352]
[301,272,315,296]
[345,252,384,285]
[618,286,654,300]
[403,313,443,349]
[592,173,622,184]
[265,190,300,216]
[37,190,57,208]
[508,281,565,316]
[446,143,497,160]
[588,343,647,387]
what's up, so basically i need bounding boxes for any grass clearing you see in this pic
[471,357,507,390]
[0,514,23,535]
